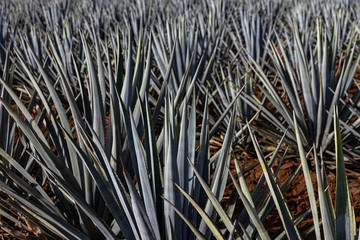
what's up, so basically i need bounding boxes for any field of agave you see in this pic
[1,0,360,239]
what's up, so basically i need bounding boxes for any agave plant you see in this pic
[241,16,360,155]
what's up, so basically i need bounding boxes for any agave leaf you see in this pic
[174,30,184,88]
[199,37,219,85]
[0,42,13,153]
[133,36,152,135]
[109,97,121,170]
[248,123,301,240]
[334,106,356,240]
[105,44,117,160]
[124,172,156,240]
[187,158,241,239]
[142,93,163,227]
[228,168,270,240]
[114,27,124,88]
[80,32,106,148]
[163,94,180,238]
[199,106,236,237]
[152,41,176,125]
[251,129,288,203]
[128,108,161,239]
[177,95,189,193]
[257,163,302,225]
[173,182,224,240]
[176,53,202,111]
[173,49,196,107]
[91,24,106,110]
[275,207,314,240]
[118,96,143,189]
[232,158,255,234]
[210,106,236,200]
[192,93,210,226]
[313,145,335,240]
[293,114,321,239]
[175,92,191,238]
[162,196,206,240]
[130,29,145,111]
[187,89,196,192]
